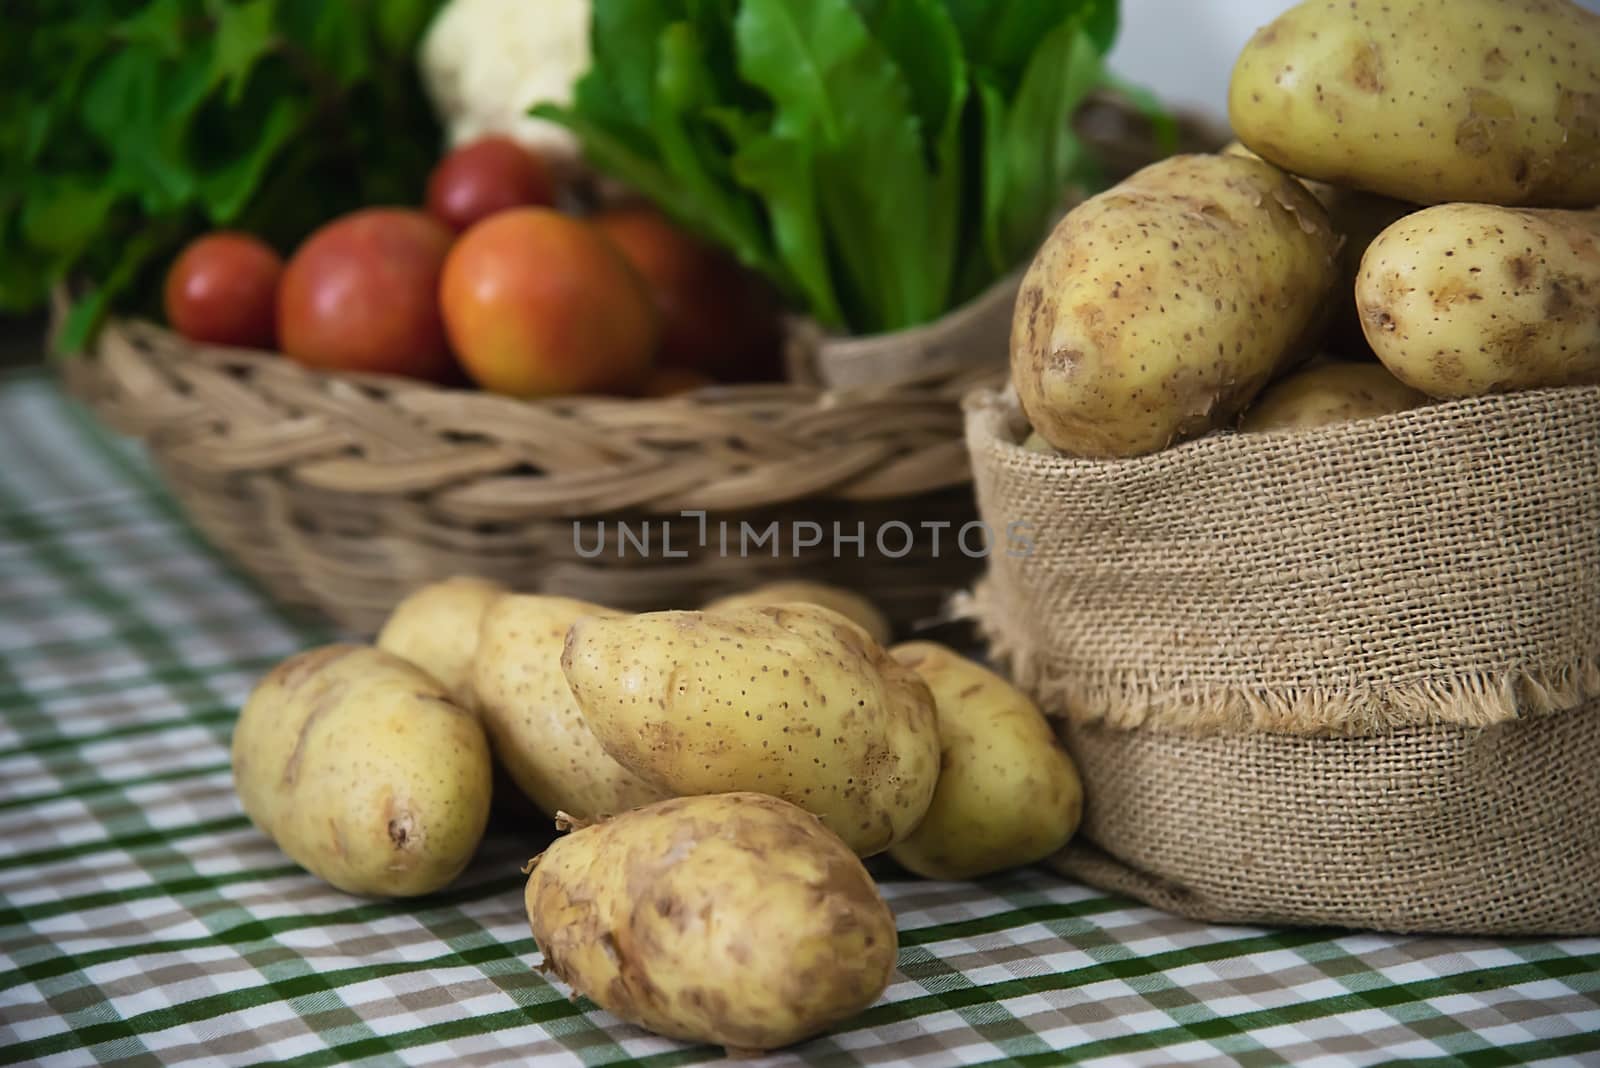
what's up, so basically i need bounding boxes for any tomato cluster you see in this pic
[162,138,781,398]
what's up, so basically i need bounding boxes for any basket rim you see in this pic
[65,316,1004,515]
[85,315,1004,411]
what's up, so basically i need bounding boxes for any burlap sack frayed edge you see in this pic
[960,581,1600,737]
[957,385,1600,737]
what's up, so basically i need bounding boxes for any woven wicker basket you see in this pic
[63,94,1216,635]
[66,318,1011,634]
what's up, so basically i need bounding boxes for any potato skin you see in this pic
[1227,142,1418,357]
[705,581,892,646]
[1241,362,1426,430]
[231,645,492,896]
[561,604,939,856]
[1229,0,1600,207]
[1355,204,1600,397]
[473,594,670,820]
[525,792,896,1052]
[375,576,504,706]
[887,643,1082,880]
[1012,154,1337,457]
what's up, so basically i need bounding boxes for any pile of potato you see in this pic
[1014,0,1600,458]
[230,577,1083,1053]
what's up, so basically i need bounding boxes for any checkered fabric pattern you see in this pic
[1,368,1598,1067]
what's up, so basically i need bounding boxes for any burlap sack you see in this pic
[964,384,1600,936]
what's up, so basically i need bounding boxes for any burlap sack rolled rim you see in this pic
[959,383,1600,737]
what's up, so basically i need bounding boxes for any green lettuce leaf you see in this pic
[991,22,1104,265]
[736,0,945,331]
[539,0,1138,334]
[732,134,841,324]
[652,23,774,273]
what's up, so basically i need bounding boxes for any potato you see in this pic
[561,603,940,856]
[473,594,670,820]
[1241,362,1426,430]
[886,643,1082,880]
[525,792,896,1053]
[1222,139,1340,207]
[1012,154,1338,457]
[1229,0,1600,208]
[375,576,503,705]
[1226,140,1417,355]
[705,581,891,646]
[1355,204,1600,396]
[232,645,492,896]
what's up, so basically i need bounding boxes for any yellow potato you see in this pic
[473,594,670,820]
[525,792,896,1053]
[705,581,892,646]
[375,576,504,706]
[232,645,492,896]
[1226,143,1419,356]
[1222,139,1341,207]
[1355,204,1600,396]
[1241,362,1426,430]
[561,603,939,856]
[1229,0,1600,207]
[1012,154,1338,457]
[887,643,1082,880]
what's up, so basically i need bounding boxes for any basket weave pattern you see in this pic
[68,321,1003,632]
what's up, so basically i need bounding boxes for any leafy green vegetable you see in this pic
[738,0,946,331]
[537,0,1127,334]
[1,0,445,351]
[732,133,842,325]
[654,23,772,272]
[988,20,1106,271]
[853,0,966,161]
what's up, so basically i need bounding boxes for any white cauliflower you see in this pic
[419,0,591,170]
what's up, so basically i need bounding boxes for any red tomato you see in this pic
[278,208,456,381]
[163,232,283,348]
[594,206,782,382]
[426,137,556,232]
[440,208,658,398]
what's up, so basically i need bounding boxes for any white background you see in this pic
[1109,0,1600,119]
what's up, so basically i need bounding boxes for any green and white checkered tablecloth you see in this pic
[1,369,1597,1067]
